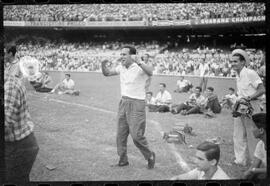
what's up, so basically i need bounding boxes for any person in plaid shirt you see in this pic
[4,45,39,183]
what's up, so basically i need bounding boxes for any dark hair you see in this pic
[207,87,214,92]
[195,86,202,92]
[6,45,17,56]
[146,91,153,96]
[252,113,266,130]
[160,83,166,88]
[122,46,137,55]
[232,53,245,62]
[197,141,220,165]
[229,87,235,92]
[65,74,71,77]
[144,53,150,57]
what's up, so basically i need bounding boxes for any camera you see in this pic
[232,99,253,118]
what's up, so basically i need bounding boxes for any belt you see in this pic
[121,96,145,102]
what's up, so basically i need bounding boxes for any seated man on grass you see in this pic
[50,73,80,95]
[174,76,193,93]
[42,71,53,88]
[242,113,266,180]
[146,91,157,112]
[171,86,206,115]
[27,66,53,93]
[200,87,222,117]
[220,87,237,110]
[171,141,230,180]
[151,83,172,112]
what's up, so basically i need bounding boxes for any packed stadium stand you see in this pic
[4,3,266,77]
[4,3,265,22]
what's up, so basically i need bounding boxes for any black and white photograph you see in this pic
[3,2,267,184]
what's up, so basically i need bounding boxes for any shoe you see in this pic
[233,160,248,167]
[171,109,177,114]
[181,110,187,115]
[147,152,155,169]
[110,161,129,167]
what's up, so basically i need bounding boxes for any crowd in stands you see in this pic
[15,40,265,78]
[4,3,265,22]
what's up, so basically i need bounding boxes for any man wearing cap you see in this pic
[230,49,265,166]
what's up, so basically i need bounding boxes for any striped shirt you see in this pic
[4,59,21,78]
[4,74,34,142]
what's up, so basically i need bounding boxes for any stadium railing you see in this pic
[4,16,265,28]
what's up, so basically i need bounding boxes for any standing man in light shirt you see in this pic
[101,46,155,169]
[198,56,210,92]
[230,49,265,166]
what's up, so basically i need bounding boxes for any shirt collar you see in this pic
[238,66,247,78]
[123,62,136,70]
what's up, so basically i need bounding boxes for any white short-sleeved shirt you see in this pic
[155,90,172,106]
[177,79,190,89]
[146,97,156,105]
[236,67,263,98]
[189,93,206,105]
[199,63,210,76]
[254,140,266,167]
[63,79,75,89]
[115,63,150,100]
[178,166,230,180]
[224,94,237,104]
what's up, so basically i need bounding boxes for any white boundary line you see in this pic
[38,96,190,171]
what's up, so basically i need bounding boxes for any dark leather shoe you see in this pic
[110,161,129,167]
[147,152,155,169]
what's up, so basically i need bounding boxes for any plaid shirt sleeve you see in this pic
[5,76,34,142]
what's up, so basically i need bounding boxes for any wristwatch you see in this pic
[137,62,142,66]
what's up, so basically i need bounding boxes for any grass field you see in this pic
[28,72,256,181]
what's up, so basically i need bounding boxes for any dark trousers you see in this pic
[175,84,193,93]
[199,77,208,92]
[117,96,152,163]
[148,105,170,112]
[172,103,202,114]
[5,133,39,183]
[206,98,222,113]
[35,87,53,93]
[30,82,52,93]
